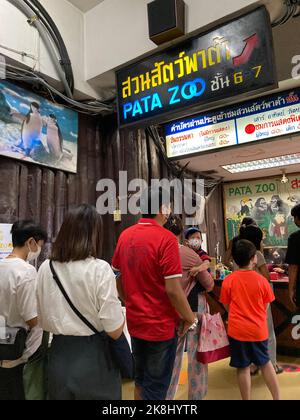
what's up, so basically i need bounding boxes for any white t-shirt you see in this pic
[0,258,43,364]
[37,258,124,336]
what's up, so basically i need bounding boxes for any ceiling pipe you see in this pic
[7,0,73,98]
[263,0,300,27]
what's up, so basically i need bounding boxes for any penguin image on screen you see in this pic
[19,102,44,156]
[46,114,64,160]
[46,114,73,162]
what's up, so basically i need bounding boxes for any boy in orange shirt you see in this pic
[220,239,280,400]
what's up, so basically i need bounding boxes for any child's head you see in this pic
[184,227,203,251]
[232,239,257,269]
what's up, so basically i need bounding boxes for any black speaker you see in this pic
[147,0,186,45]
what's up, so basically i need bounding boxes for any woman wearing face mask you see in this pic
[0,221,47,400]
[164,217,214,400]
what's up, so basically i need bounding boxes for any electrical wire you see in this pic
[272,2,298,27]
[5,63,114,114]
[7,0,73,98]
[0,43,36,60]
[23,0,74,93]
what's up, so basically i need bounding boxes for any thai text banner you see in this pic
[165,89,300,158]
[116,7,277,128]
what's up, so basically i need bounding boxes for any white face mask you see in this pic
[27,241,41,262]
[188,239,202,251]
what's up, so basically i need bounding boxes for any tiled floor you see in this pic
[122,356,300,400]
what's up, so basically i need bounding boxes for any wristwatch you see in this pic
[188,317,199,331]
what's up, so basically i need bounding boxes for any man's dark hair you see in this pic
[140,187,171,219]
[291,204,300,219]
[239,224,263,251]
[11,220,47,248]
[232,239,257,268]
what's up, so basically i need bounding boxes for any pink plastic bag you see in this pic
[197,312,231,364]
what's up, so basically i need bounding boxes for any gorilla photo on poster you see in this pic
[0,80,78,173]
[224,178,300,247]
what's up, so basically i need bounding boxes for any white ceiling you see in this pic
[67,0,104,13]
[177,135,300,182]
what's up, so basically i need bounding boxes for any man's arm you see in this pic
[288,265,298,310]
[165,278,195,336]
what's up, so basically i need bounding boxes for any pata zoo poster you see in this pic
[224,175,300,248]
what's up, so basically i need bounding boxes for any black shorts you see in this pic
[228,337,270,369]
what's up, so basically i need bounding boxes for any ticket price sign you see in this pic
[116,7,277,128]
[165,89,300,159]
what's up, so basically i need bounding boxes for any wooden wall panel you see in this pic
[205,184,226,260]
[0,159,19,222]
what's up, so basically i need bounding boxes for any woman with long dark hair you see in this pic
[224,217,256,268]
[37,204,124,400]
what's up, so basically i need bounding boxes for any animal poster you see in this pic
[0,80,78,173]
[224,175,300,247]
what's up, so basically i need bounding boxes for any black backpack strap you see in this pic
[49,260,98,335]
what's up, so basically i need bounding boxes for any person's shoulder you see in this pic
[161,227,177,241]
[222,272,235,284]
[94,258,111,270]
[9,259,38,285]
[117,222,143,242]
[14,258,37,275]
[37,259,50,275]
[180,245,201,260]
[249,270,267,283]
[92,258,115,278]
[256,250,266,264]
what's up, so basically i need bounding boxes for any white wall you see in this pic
[0,0,98,98]
[0,0,288,98]
[84,0,282,81]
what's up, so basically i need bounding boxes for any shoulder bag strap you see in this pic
[49,260,98,335]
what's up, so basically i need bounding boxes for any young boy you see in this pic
[220,239,280,400]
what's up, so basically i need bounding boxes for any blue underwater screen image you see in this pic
[0,80,78,173]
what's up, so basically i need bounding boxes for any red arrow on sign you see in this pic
[233,33,260,66]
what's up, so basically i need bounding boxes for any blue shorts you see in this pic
[131,336,177,400]
[229,337,270,368]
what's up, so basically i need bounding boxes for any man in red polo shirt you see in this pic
[112,187,195,401]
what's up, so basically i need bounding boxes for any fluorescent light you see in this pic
[222,153,300,174]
